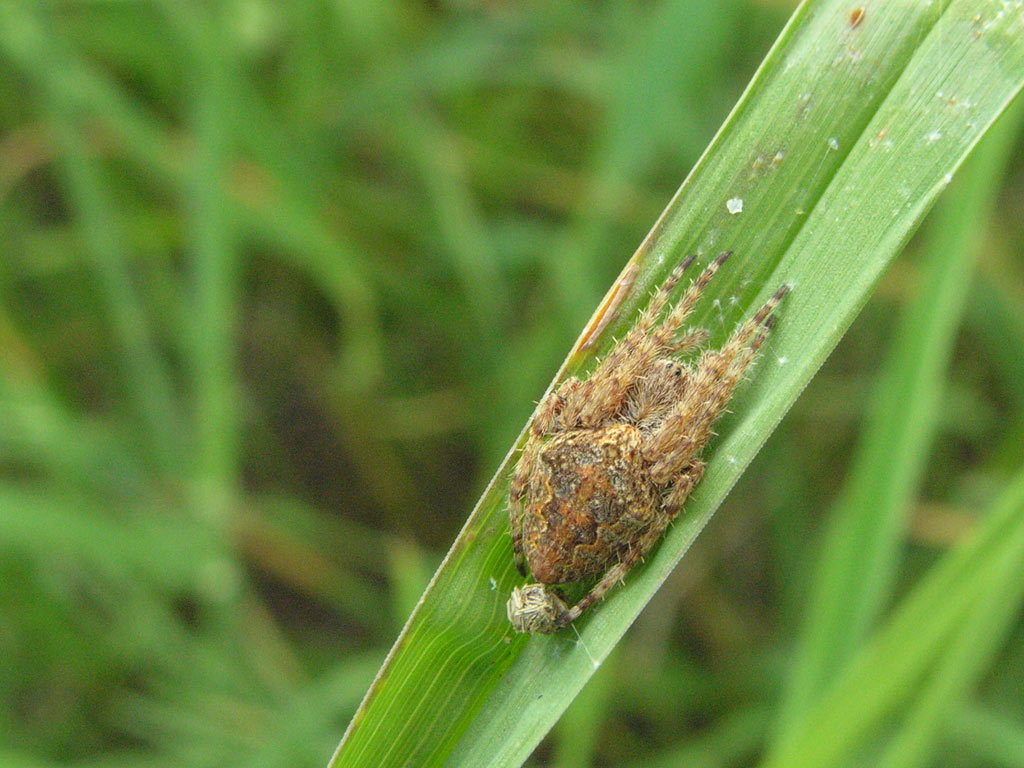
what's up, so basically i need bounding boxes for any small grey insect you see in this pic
[507,252,787,633]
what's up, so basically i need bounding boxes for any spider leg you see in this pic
[564,252,730,428]
[536,376,582,435]
[663,459,706,513]
[644,284,787,484]
[508,435,536,575]
[650,251,731,351]
[666,327,709,355]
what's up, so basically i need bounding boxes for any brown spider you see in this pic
[507,252,787,634]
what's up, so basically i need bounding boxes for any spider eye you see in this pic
[674,368,682,377]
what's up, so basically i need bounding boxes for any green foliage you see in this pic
[1,2,1023,768]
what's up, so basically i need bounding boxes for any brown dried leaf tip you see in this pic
[507,253,788,634]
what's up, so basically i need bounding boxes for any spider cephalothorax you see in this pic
[507,252,787,634]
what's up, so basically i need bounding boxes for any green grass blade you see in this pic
[634,704,771,768]
[0,1,387,402]
[550,646,618,768]
[0,3,186,476]
[775,86,1024,736]
[950,705,1024,768]
[760,466,1024,768]
[333,2,1024,766]
[162,3,243,521]
[875,539,1024,768]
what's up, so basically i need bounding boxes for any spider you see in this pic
[506,252,787,634]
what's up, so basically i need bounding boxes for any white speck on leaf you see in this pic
[828,137,839,151]
[726,197,744,214]
[489,577,497,591]
[926,130,943,142]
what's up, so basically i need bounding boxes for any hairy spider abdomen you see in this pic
[521,424,659,585]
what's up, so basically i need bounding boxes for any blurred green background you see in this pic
[2,1,1024,767]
